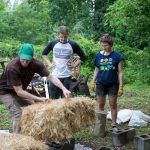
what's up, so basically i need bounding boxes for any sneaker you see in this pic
[112,126,118,132]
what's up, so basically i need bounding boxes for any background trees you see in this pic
[0,0,149,84]
[105,0,150,49]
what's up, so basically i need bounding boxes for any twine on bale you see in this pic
[0,134,49,150]
[21,97,96,142]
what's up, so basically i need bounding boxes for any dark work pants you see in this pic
[48,76,71,99]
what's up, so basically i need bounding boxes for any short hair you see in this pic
[58,26,68,34]
[100,34,113,46]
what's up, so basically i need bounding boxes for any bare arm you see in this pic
[118,60,124,86]
[47,73,67,91]
[42,55,54,67]
[47,73,71,98]
[13,85,48,102]
[92,67,99,82]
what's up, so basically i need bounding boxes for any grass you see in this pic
[0,104,11,130]
[0,84,150,149]
[73,84,150,149]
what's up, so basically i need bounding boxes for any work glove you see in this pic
[118,85,123,97]
[90,80,96,92]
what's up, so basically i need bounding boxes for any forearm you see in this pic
[17,90,42,102]
[93,67,99,82]
[48,74,66,91]
[118,71,124,86]
[42,55,52,66]
[118,61,124,86]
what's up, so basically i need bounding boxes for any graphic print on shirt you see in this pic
[100,57,115,71]
[53,42,73,78]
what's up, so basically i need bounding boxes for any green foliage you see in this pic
[0,104,11,130]
[10,3,46,44]
[0,0,149,85]
[0,0,9,11]
[0,39,21,58]
[27,0,115,40]
[92,0,116,40]
[33,44,53,64]
[27,0,56,43]
[114,44,150,84]
[0,3,5,11]
[0,11,10,39]
[74,35,150,85]
[0,38,53,68]
[1,35,149,85]
[0,2,50,44]
[73,128,92,141]
[72,34,100,78]
[105,0,150,48]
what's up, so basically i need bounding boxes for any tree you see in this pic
[93,0,116,40]
[105,0,150,48]
[26,0,116,40]
[0,0,10,40]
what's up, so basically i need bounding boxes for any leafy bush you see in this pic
[33,44,53,66]
[0,35,149,85]
[105,0,150,49]
[0,39,21,58]
[72,34,100,78]
[114,44,150,84]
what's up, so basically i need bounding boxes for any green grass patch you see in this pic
[0,104,11,130]
[0,84,150,149]
[73,84,150,149]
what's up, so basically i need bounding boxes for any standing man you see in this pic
[0,43,71,133]
[42,26,86,99]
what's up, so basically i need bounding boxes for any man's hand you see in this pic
[39,97,49,103]
[42,55,55,68]
[67,59,81,69]
[118,85,123,97]
[90,80,96,92]
[49,62,55,68]
[63,88,71,98]
[13,85,50,103]
[67,62,75,68]
[65,97,72,102]
[48,74,71,98]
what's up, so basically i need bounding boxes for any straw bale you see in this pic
[0,134,48,150]
[21,97,96,142]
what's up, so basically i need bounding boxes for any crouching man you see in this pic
[0,43,71,133]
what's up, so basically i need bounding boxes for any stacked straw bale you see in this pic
[0,134,48,150]
[21,97,96,142]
